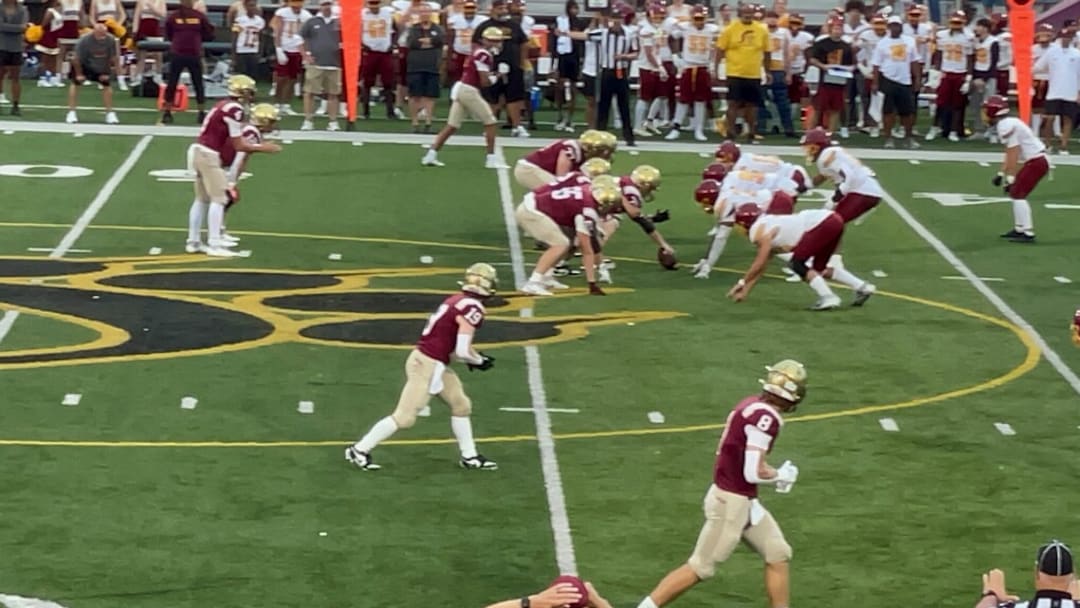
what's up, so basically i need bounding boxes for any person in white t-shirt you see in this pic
[786,13,814,116]
[982,95,1048,243]
[270,0,312,114]
[231,0,265,79]
[871,16,920,149]
[1032,28,1080,154]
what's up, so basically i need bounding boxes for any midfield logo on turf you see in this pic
[0,257,684,369]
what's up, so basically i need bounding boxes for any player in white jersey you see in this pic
[665,5,718,141]
[634,4,667,137]
[231,0,265,79]
[902,5,933,68]
[270,0,312,114]
[690,179,776,279]
[802,127,884,226]
[983,95,1047,243]
[787,14,815,113]
[1031,24,1055,138]
[446,0,484,84]
[926,11,973,142]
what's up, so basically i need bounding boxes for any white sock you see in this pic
[1053,116,1062,137]
[423,148,437,161]
[1032,114,1043,135]
[775,252,793,262]
[529,271,544,283]
[827,254,843,270]
[636,597,659,608]
[450,415,478,459]
[635,99,648,129]
[808,275,834,297]
[355,416,399,453]
[672,103,689,127]
[1012,199,1034,233]
[188,200,208,243]
[692,102,706,133]
[829,267,864,289]
[207,203,225,243]
[647,98,664,121]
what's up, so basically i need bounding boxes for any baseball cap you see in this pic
[887,15,901,24]
[1037,540,1074,576]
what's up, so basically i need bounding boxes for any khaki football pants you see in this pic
[513,160,556,191]
[391,349,472,429]
[190,145,229,206]
[687,485,793,579]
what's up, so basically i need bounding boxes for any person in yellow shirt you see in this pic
[715,4,770,141]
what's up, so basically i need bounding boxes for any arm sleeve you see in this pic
[742,425,775,484]
[455,332,484,364]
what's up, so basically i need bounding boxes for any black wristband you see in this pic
[632,214,655,234]
[520,597,531,608]
[981,591,998,601]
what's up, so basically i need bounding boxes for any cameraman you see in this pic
[974,540,1079,608]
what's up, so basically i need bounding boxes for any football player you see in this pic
[185,75,281,257]
[346,263,500,472]
[422,27,508,169]
[801,127,883,225]
[665,5,718,142]
[515,175,622,296]
[727,205,875,310]
[634,360,806,608]
[926,10,973,142]
[983,95,1047,243]
[513,130,616,191]
[689,179,791,279]
[212,103,282,246]
[714,140,812,193]
[599,165,674,261]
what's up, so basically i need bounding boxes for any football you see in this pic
[658,247,678,270]
[550,575,589,608]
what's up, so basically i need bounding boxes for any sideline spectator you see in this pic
[787,13,813,129]
[271,0,312,115]
[360,0,396,120]
[968,17,999,139]
[66,24,121,124]
[131,0,166,85]
[926,10,973,142]
[973,540,1079,608]
[0,0,28,116]
[473,0,529,138]
[1033,27,1080,155]
[161,0,214,125]
[446,0,483,87]
[715,4,769,143]
[300,0,341,131]
[759,10,795,138]
[231,0,265,79]
[810,17,853,133]
[552,0,582,132]
[404,4,443,133]
[871,15,920,149]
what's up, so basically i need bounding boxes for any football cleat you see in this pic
[521,281,553,296]
[460,454,498,470]
[104,112,119,125]
[184,241,206,254]
[852,283,876,307]
[1000,229,1023,239]
[300,119,314,131]
[810,294,842,311]
[65,110,78,124]
[422,154,445,167]
[542,275,570,290]
[1009,233,1036,243]
[345,446,381,471]
[221,231,241,243]
[485,154,509,169]
[327,121,340,132]
[205,246,243,258]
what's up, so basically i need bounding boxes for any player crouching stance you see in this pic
[346,263,500,471]
[516,175,622,296]
[214,103,282,245]
[421,28,507,169]
[983,95,1047,243]
[185,75,281,257]
[634,360,807,608]
[801,127,882,225]
[728,205,875,310]
[602,165,673,257]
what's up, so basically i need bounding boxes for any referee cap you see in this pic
[1037,540,1074,576]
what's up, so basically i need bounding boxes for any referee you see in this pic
[974,540,1079,608]
[591,11,637,146]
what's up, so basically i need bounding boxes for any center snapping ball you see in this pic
[657,247,678,270]
[550,575,589,608]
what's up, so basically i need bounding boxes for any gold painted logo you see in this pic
[0,256,685,369]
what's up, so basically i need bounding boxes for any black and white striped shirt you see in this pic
[588,25,639,71]
[1000,591,1079,608]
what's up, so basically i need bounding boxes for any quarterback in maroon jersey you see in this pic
[346,263,500,472]
[422,27,507,169]
[207,103,282,245]
[185,75,280,257]
[634,360,807,608]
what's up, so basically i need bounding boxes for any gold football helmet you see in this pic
[580,129,617,160]
[250,103,281,131]
[227,74,257,100]
[581,158,611,178]
[461,262,498,297]
[629,164,661,200]
[589,175,623,214]
[760,359,807,406]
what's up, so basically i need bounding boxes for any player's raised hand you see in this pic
[982,569,1019,602]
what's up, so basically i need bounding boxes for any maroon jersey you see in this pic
[713,395,784,499]
[460,47,494,88]
[416,292,486,364]
[534,183,602,231]
[523,139,583,174]
[196,98,246,154]
[616,175,645,214]
[533,171,590,196]
[221,124,261,175]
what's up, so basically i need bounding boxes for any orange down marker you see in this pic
[340,0,363,126]
[1007,0,1035,124]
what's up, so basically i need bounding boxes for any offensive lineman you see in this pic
[346,263,500,471]
[213,103,283,244]
[983,95,1047,243]
[634,360,806,608]
[185,75,281,256]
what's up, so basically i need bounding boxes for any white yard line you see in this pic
[494,144,578,576]
[0,310,19,346]
[882,191,1080,398]
[3,120,1080,166]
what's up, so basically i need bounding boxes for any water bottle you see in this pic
[530,86,541,112]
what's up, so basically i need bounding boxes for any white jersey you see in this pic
[766,27,789,71]
[996,117,1046,162]
[667,3,691,25]
[715,188,771,223]
[750,209,834,250]
[789,30,814,73]
[733,153,784,174]
[903,21,933,64]
[996,31,1011,71]
[1032,43,1052,80]
[723,169,798,198]
[856,29,884,65]
[935,29,973,74]
[637,22,660,69]
[273,7,311,52]
[448,12,484,55]
[93,0,119,22]
[518,14,535,38]
[392,0,441,27]
[656,17,676,61]
[60,0,81,22]
[362,6,395,51]
[973,34,997,72]
[228,124,262,183]
[842,19,867,44]
[676,22,719,66]
[816,147,884,198]
[1034,45,1080,102]
[233,13,265,54]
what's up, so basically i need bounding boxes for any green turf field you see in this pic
[1,124,1079,608]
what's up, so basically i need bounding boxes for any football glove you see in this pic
[650,209,671,223]
[991,172,1004,187]
[775,460,799,485]
[467,353,495,372]
[831,188,844,203]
